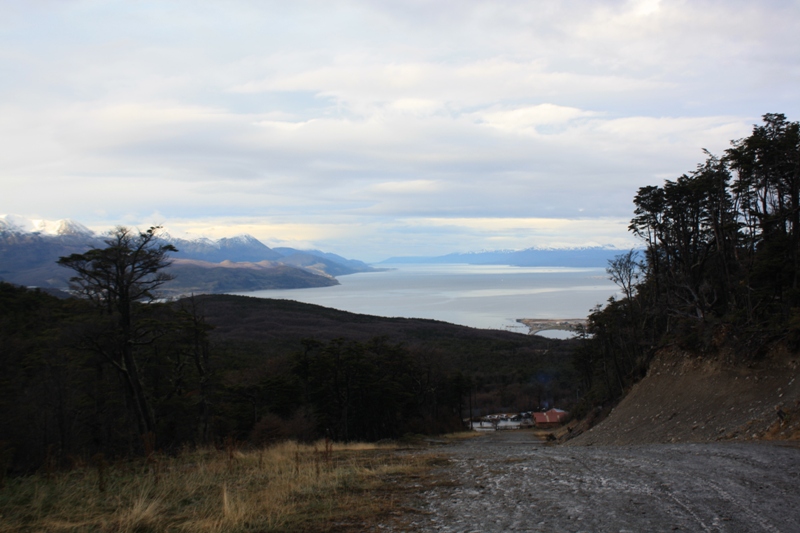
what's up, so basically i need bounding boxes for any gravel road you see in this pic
[386,431,800,533]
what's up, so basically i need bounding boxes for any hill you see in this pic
[563,114,800,447]
[273,247,377,274]
[194,293,578,388]
[565,347,800,446]
[0,283,580,471]
[165,259,338,294]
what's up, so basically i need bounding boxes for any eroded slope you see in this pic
[567,348,800,446]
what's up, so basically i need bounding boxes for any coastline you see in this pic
[517,318,586,335]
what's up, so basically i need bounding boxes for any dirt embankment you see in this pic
[566,347,800,446]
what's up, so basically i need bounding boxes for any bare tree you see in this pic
[58,226,177,439]
[606,250,641,302]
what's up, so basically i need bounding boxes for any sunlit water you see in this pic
[232,264,619,334]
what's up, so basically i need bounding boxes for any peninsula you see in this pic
[517,318,586,335]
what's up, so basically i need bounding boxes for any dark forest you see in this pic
[574,113,800,413]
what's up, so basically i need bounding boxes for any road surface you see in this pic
[386,430,800,532]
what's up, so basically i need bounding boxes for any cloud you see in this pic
[1,0,798,260]
[370,180,441,194]
[475,104,598,135]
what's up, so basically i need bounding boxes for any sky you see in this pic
[2,0,799,262]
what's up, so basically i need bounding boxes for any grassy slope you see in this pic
[0,440,445,533]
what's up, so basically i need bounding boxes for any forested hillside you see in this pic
[574,113,800,415]
[0,277,576,473]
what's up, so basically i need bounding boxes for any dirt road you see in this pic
[386,431,800,533]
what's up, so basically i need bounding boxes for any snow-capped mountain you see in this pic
[0,215,375,292]
[165,233,284,263]
[0,215,94,237]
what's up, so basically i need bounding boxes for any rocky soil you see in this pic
[378,349,800,532]
[382,431,800,532]
[566,348,800,446]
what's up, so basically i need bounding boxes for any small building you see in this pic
[533,408,568,428]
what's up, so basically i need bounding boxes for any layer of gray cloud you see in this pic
[2,0,798,261]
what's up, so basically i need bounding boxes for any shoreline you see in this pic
[517,318,586,335]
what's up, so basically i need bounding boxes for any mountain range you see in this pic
[2,214,631,295]
[0,215,376,295]
[381,247,632,267]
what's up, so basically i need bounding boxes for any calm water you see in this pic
[233,264,619,334]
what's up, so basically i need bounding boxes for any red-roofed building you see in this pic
[533,408,568,428]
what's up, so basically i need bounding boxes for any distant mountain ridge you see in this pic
[0,215,375,293]
[382,246,633,267]
[162,233,285,263]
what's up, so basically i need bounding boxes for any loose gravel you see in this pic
[384,430,800,533]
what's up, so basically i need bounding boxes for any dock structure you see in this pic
[517,318,587,335]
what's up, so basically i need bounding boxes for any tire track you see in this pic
[385,432,800,533]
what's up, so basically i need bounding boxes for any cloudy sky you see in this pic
[2,0,798,261]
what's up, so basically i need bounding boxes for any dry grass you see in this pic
[0,440,441,533]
